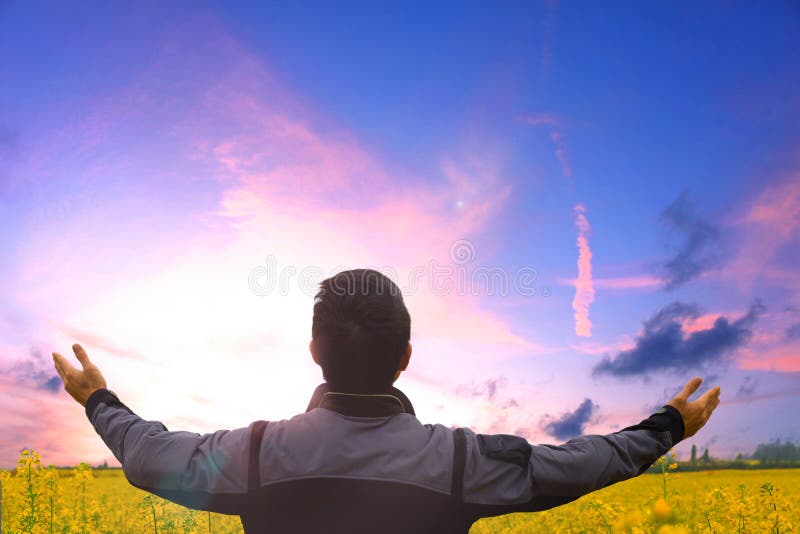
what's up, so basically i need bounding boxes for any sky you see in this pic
[0,1,799,467]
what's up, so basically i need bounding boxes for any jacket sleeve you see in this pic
[85,388,261,514]
[462,405,684,514]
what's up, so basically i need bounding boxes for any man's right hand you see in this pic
[53,343,108,408]
[667,377,720,440]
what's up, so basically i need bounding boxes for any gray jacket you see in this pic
[85,383,683,533]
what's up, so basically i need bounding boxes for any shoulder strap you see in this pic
[248,420,269,491]
[450,427,467,500]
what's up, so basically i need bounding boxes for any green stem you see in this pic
[149,498,159,534]
[26,456,36,533]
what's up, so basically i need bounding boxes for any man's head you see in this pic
[310,269,411,394]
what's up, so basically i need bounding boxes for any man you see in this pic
[53,269,720,533]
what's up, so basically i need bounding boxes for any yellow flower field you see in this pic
[0,450,796,533]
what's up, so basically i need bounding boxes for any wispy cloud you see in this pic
[593,300,765,378]
[570,337,635,356]
[659,192,725,289]
[741,178,800,248]
[550,131,572,178]
[539,0,559,73]
[455,377,508,402]
[541,398,597,440]
[57,326,152,363]
[3,348,60,394]
[786,322,800,341]
[572,204,594,337]
[737,343,800,373]
[520,113,573,180]
[736,375,758,400]
[521,113,562,127]
[594,275,660,290]
[722,383,800,406]
[559,275,660,291]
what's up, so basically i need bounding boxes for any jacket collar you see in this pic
[305,382,415,417]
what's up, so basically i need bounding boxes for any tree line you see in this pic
[670,440,800,471]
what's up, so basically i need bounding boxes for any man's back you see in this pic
[244,386,470,532]
[86,382,683,533]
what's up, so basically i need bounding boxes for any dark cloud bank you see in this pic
[593,300,765,378]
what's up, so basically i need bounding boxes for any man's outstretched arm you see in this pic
[461,378,721,513]
[528,377,720,500]
[53,344,259,515]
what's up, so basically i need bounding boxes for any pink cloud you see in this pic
[559,275,660,290]
[737,343,800,373]
[745,178,800,229]
[570,337,635,356]
[593,275,660,290]
[680,312,726,334]
[0,376,106,466]
[726,178,800,297]
[572,204,595,337]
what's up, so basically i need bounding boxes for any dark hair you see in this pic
[312,269,410,393]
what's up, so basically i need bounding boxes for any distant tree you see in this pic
[701,448,710,463]
[690,444,697,464]
[781,441,798,462]
[753,440,800,464]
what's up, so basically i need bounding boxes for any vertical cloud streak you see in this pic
[572,204,594,337]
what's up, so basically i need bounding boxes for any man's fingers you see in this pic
[73,343,91,368]
[52,352,77,382]
[699,386,721,405]
[709,392,721,410]
[52,352,74,374]
[675,376,703,402]
[52,352,65,378]
[700,389,721,423]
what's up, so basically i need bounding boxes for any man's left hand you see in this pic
[53,344,107,407]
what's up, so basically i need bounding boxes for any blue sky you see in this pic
[0,1,798,466]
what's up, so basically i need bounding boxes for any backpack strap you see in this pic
[248,420,269,491]
[450,427,467,500]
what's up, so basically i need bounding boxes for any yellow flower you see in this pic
[653,498,671,521]
[613,509,643,532]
